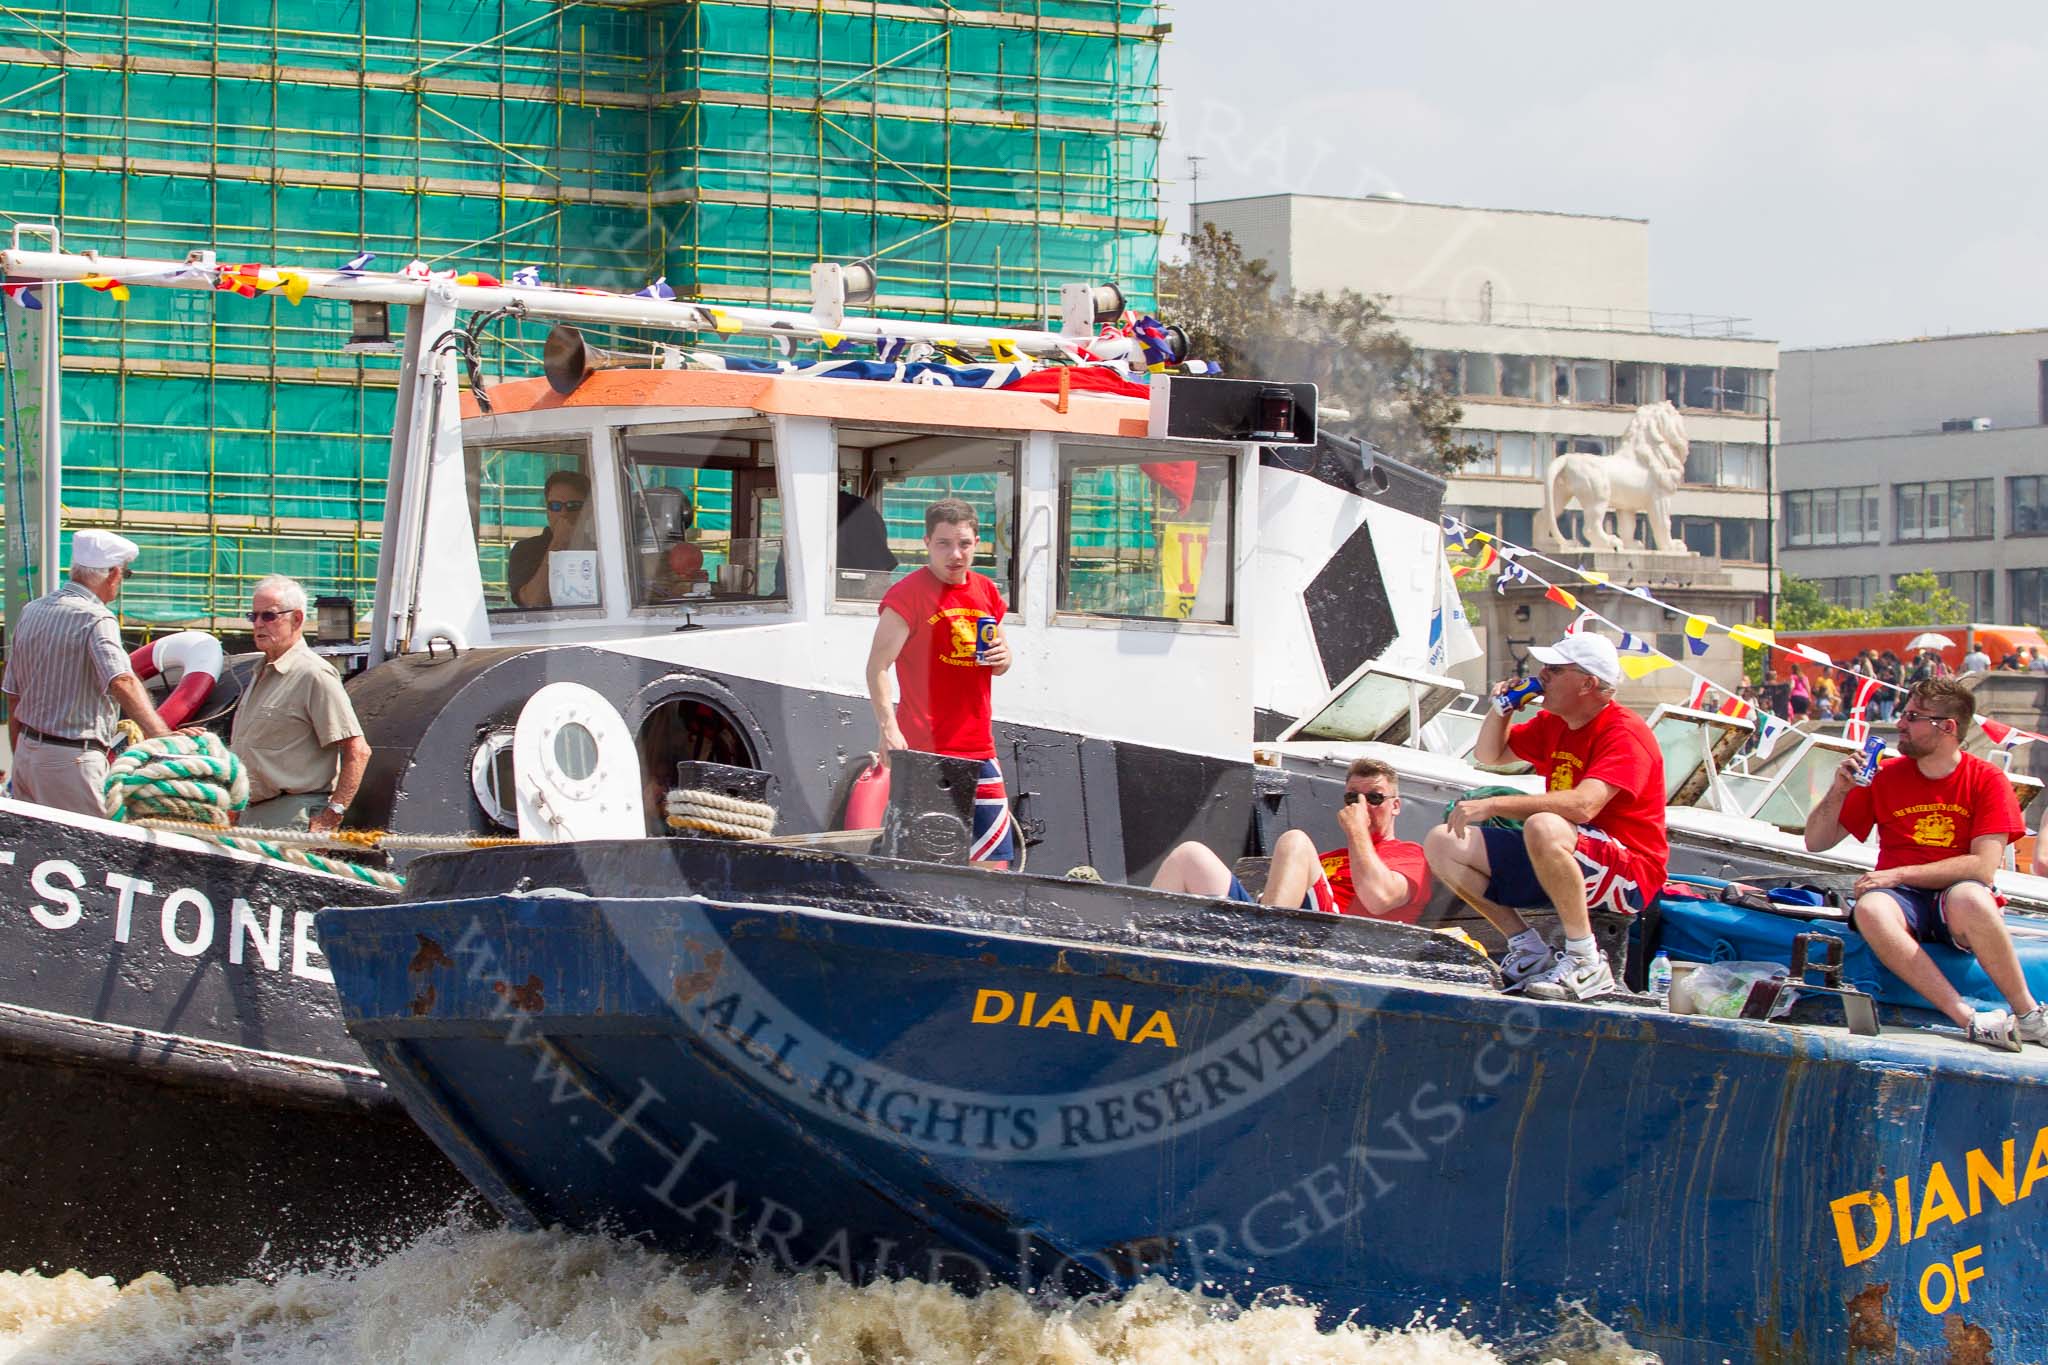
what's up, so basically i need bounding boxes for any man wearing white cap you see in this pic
[1423,632,1668,1001]
[2,530,175,816]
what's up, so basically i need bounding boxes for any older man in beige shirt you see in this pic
[229,575,370,833]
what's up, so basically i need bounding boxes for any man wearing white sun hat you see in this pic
[2,529,176,816]
[1423,631,1668,1002]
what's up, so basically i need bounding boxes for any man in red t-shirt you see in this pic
[1806,678,2044,1050]
[1149,757,1432,920]
[1424,632,1667,1002]
[865,497,1015,867]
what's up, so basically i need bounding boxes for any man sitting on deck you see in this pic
[1149,757,1432,919]
[1423,632,1668,1002]
[1804,678,2046,1050]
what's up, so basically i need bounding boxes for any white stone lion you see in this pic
[1543,400,1689,552]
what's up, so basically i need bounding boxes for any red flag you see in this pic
[1717,695,1753,720]
[1544,585,1578,611]
[1845,707,1869,746]
[1140,462,1197,515]
[1851,675,1881,712]
[1686,678,1713,710]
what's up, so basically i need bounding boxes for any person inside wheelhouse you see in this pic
[507,468,596,609]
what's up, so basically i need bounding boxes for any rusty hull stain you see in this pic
[492,975,545,1012]
[408,982,438,1017]
[1845,1283,1896,1353]
[674,949,727,1003]
[408,933,453,974]
[1943,1315,1993,1365]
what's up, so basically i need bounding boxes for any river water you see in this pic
[0,1219,1650,1364]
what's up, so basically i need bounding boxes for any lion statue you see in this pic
[1543,400,1689,552]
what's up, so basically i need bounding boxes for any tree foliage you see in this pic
[1778,571,1970,630]
[1157,224,1478,473]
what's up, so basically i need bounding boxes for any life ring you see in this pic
[128,630,223,727]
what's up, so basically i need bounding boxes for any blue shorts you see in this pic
[1224,876,1316,912]
[970,760,1016,864]
[1858,885,1961,947]
[1479,823,1650,916]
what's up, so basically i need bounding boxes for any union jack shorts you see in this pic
[970,759,1016,865]
[1479,823,1649,916]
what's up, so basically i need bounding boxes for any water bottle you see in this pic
[1649,950,1673,1003]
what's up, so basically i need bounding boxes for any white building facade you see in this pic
[1191,195,1779,610]
[1777,332,2048,625]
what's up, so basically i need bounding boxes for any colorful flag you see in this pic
[1686,677,1714,710]
[1545,584,1579,612]
[1579,570,1610,587]
[454,271,501,287]
[339,251,376,275]
[83,274,130,302]
[510,265,542,287]
[215,263,269,297]
[1619,653,1675,681]
[634,276,675,301]
[1718,695,1754,721]
[272,269,310,305]
[1792,643,1832,665]
[1495,554,1532,594]
[1565,609,1597,636]
[1617,632,1654,655]
[1683,615,1714,656]
[1981,718,2018,749]
[876,336,912,362]
[1754,714,1791,761]
[1728,623,1775,650]
[2,282,40,309]
[401,259,431,280]
[988,337,1022,364]
[1851,675,1881,713]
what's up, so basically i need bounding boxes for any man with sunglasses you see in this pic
[3,530,177,816]
[1424,632,1667,1001]
[1805,678,2045,1050]
[508,469,595,609]
[1148,757,1431,919]
[228,575,370,835]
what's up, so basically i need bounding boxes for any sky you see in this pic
[1157,1,2046,349]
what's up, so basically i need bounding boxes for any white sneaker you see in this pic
[1499,942,1560,991]
[2018,1008,2048,1048]
[1523,953,1618,1002]
[1968,1011,2022,1053]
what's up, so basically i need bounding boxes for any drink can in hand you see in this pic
[974,615,999,664]
[1852,734,1886,786]
[1496,676,1544,715]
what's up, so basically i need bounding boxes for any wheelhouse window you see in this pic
[467,438,601,615]
[616,421,784,607]
[1059,446,1233,623]
[833,429,1018,605]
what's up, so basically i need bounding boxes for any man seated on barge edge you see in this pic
[1804,677,2047,1050]
[1423,632,1668,1002]
[864,498,1016,869]
[229,575,371,835]
[1150,757,1431,919]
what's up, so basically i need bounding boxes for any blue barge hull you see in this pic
[320,846,2048,1363]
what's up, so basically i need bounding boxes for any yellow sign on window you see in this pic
[1158,521,1212,619]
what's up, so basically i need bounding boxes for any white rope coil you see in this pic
[663,787,777,840]
[103,732,249,825]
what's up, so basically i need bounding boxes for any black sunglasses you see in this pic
[1344,790,1389,806]
[546,498,587,514]
[247,608,299,624]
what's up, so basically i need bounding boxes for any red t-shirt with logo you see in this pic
[1319,837,1432,922]
[1507,702,1669,890]
[1839,751,2023,869]
[879,568,1006,760]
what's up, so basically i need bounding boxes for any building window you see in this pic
[2012,475,2047,536]
[1897,479,1992,541]
[1663,364,1770,414]
[1905,571,1994,621]
[1813,576,1881,610]
[1671,366,1718,411]
[1554,436,1606,460]
[1783,487,1879,547]
[1675,516,1766,561]
[1684,441,1718,486]
[1613,362,1659,407]
[1499,354,1538,401]
[1446,505,1534,549]
[1455,431,1540,480]
[2016,568,2048,627]
[1572,360,1612,405]
[1718,369,1769,415]
[1462,353,1501,397]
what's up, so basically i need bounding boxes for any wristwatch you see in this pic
[325,800,348,817]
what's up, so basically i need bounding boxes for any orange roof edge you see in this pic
[459,369,1151,439]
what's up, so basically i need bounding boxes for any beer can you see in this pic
[974,615,998,664]
[1852,734,1886,786]
[1496,676,1544,716]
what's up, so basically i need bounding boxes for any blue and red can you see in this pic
[1496,676,1544,715]
[974,615,999,664]
[1852,734,1887,786]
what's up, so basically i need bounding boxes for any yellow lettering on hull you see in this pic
[968,988,1177,1047]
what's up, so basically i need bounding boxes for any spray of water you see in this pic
[0,1219,1544,1365]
